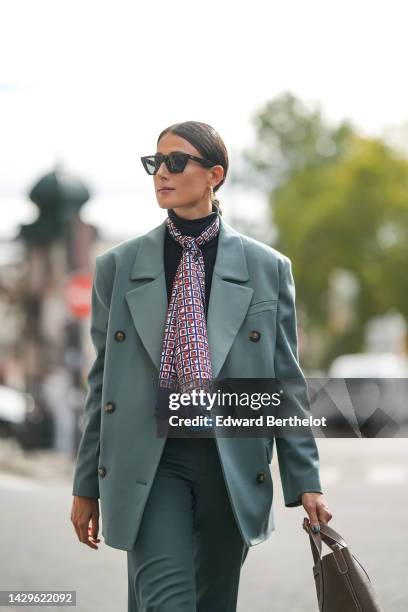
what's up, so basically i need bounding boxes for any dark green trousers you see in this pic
[127,436,249,611]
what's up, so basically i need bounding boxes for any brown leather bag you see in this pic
[303,519,385,611]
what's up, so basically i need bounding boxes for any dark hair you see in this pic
[157,121,228,215]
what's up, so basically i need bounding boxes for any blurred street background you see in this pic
[1,1,408,610]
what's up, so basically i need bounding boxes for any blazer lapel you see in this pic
[125,215,254,379]
[206,220,253,378]
[125,222,168,372]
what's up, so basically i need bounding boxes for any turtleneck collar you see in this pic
[167,202,219,237]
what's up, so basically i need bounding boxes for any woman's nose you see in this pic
[156,160,169,176]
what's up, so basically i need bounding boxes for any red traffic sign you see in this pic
[65,272,93,319]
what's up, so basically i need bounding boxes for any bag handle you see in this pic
[303,518,322,565]
[302,518,348,564]
[319,522,348,548]
[302,519,325,605]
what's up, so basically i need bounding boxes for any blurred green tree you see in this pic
[241,92,408,367]
[233,91,354,190]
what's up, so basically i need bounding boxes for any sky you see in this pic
[1,0,408,243]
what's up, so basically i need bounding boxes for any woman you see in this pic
[71,121,332,611]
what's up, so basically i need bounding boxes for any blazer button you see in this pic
[256,472,267,483]
[249,330,261,342]
[114,330,126,342]
[104,401,116,413]
[98,466,106,477]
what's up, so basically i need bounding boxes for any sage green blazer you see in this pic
[72,215,323,551]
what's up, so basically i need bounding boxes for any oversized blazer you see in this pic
[72,214,323,551]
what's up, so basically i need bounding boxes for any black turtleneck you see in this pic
[164,203,220,317]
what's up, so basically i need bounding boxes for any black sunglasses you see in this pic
[140,151,215,175]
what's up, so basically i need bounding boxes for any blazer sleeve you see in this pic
[273,255,323,507]
[72,255,110,498]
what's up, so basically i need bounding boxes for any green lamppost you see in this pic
[18,166,92,450]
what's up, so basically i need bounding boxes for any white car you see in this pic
[328,352,408,378]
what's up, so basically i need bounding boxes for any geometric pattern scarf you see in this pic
[156,215,220,430]
[158,213,220,397]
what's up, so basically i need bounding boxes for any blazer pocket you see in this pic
[247,299,278,316]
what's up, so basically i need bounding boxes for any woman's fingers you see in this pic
[71,497,100,549]
[70,507,80,541]
[88,514,101,547]
[302,493,333,533]
[302,494,320,532]
[306,506,320,532]
[318,501,333,523]
[90,510,100,540]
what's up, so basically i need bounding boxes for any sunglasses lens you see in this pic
[169,153,187,173]
[143,156,159,175]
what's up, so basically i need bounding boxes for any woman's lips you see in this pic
[159,188,174,193]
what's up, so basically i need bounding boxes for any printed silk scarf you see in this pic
[155,212,220,426]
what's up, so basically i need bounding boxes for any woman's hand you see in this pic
[71,496,101,550]
[301,492,332,533]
